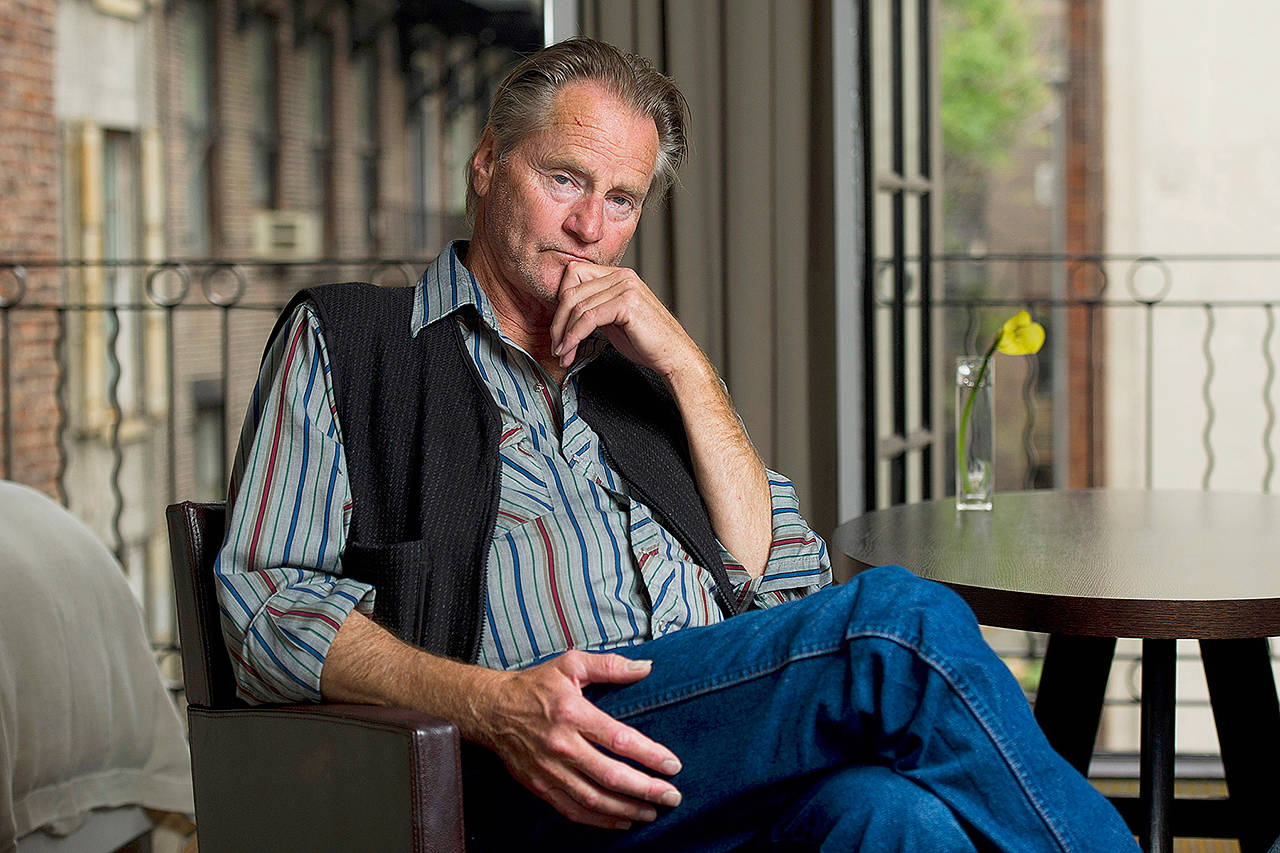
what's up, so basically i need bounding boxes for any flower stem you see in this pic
[957,334,1000,492]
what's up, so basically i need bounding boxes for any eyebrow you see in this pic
[540,154,648,202]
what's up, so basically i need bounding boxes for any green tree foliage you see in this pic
[941,0,1047,169]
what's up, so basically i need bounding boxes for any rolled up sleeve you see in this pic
[720,469,832,610]
[215,304,374,704]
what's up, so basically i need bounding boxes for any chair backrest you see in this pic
[166,501,240,708]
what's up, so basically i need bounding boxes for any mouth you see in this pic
[549,249,595,264]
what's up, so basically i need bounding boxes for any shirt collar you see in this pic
[410,239,609,371]
[410,240,499,336]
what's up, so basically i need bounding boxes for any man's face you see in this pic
[470,81,660,310]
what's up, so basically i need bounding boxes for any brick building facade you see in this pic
[1,0,535,635]
[0,0,62,496]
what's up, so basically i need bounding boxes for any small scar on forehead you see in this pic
[574,117,582,125]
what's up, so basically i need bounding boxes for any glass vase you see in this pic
[955,356,994,511]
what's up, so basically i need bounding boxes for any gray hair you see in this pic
[466,37,690,225]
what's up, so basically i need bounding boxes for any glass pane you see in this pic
[355,49,378,147]
[248,18,277,136]
[251,138,275,208]
[180,0,214,127]
[311,149,328,218]
[187,137,209,256]
[362,154,378,248]
[307,35,333,141]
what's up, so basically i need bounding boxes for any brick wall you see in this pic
[1065,0,1106,487]
[0,0,62,496]
[156,0,417,499]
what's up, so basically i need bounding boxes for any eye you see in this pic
[552,173,572,186]
[609,196,635,210]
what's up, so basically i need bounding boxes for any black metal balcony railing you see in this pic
[871,251,1280,732]
[1,252,1277,720]
[873,251,1280,495]
[0,256,431,694]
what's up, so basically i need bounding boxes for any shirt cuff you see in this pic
[719,470,833,609]
[227,571,374,704]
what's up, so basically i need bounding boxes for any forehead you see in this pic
[522,81,659,192]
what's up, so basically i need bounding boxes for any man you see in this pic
[217,37,1136,851]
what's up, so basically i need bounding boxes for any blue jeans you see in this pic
[462,566,1138,851]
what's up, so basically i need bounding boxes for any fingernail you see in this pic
[661,758,682,775]
[639,808,657,822]
[553,343,562,355]
[660,790,682,807]
[613,820,631,831]
[626,658,652,671]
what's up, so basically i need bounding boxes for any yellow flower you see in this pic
[996,310,1045,356]
[956,310,1046,500]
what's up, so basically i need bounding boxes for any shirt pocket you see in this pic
[495,422,555,533]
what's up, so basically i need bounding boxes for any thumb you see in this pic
[579,653,653,686]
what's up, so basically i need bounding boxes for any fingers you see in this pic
[555,298,622,368]
[556,287,635,366]
[541,786,636,831]
[551,264,627,348]
[500,651,685,829]
[568,650,655,685]
[576,701,684,782]
[558,654,684,777]
[531,725,678,826]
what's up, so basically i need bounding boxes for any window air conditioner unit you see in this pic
[251,210,321,261]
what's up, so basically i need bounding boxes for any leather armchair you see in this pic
[166,501,465,852]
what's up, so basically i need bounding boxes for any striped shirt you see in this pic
[216,242,831,703]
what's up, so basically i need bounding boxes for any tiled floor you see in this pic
[1091,777,1241,852]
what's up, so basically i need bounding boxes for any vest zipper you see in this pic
[451,316,502,664]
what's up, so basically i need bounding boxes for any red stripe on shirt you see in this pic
[247,321,307,570]
[538,383,560,431]
[266,604,343,632]
[535,517,572,644]
[227,644,294,702]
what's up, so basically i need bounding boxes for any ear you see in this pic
[472,127,498,198]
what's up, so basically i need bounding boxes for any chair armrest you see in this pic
[188,703,463,852]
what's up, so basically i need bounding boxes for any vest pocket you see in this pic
[340,538,430,646]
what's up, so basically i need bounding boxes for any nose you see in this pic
[564,195,604,244]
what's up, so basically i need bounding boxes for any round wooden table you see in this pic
[834,489,1280,853]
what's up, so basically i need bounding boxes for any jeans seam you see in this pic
[610,625,1077,852]
[848,628,1076,853]
[607,641,845,719]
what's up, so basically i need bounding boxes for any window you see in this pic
[354,46,379,252]
[409,106,427,251]
[192,379,225,500]
[862,0,940,510]
[248,16,279,209]
[305,32,333,249]
[179,0,215,256]
[102,130,146,417]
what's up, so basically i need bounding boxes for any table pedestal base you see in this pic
[1035,635,1280,853]
[1139,639,1175,853]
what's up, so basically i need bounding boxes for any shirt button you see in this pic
[534,382,544,393]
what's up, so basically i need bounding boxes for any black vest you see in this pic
[264,282,742,663]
